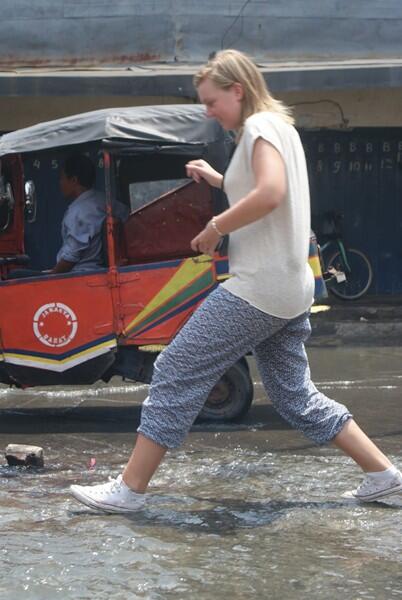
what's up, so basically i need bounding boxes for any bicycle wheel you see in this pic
[327,248,373,300]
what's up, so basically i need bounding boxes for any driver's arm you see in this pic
[54,204,92,272]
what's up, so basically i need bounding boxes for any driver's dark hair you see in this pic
[63,153,96,188]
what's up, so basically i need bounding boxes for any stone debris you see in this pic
[5,444,44,467]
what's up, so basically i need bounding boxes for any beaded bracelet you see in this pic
[210,217,225,237]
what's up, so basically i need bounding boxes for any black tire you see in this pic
[197,358,254,422]
[327,248,373,300]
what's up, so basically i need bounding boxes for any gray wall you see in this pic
[1,1,402,67]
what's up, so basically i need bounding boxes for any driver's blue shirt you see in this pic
[57,189,128,272]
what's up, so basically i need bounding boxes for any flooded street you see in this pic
[0,346,401,600]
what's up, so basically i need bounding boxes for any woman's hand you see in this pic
[186,159,223,189]
[191,222,222,256]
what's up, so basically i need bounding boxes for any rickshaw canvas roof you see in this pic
[0,104,223,156]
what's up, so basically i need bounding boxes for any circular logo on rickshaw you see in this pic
[33,302,78,348]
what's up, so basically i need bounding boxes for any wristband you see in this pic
[210,217,225,237]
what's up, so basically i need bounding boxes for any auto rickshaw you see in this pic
[0,105,255,421]
[0,104,326,422]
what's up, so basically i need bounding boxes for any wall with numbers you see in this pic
[302,128,402,295]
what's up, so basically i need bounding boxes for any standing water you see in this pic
[0,346,401,600]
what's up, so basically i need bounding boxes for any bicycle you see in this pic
[316,211,373,300]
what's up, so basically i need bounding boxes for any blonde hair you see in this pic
[194,49,294,128]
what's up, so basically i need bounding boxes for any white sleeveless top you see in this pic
[221,111,314,319]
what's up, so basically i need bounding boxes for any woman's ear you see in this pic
[232,82,244,101]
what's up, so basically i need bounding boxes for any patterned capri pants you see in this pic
[138,286,352,448]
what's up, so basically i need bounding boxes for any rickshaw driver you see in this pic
[51,153,128,274]
[7,153,128,278]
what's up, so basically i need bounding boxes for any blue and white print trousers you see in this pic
[137,286,352,448]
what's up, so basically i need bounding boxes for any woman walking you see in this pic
[70,50,401,511]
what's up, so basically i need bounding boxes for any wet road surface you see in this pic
[0,346,401,600]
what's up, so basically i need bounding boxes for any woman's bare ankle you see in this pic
[334,418,392,472]
[122,472,148,494]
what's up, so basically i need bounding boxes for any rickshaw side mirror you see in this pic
[24,180,37,223]
[0,177,15,232]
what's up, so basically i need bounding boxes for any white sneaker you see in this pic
[351,470,402,502]
[70,475,146,513]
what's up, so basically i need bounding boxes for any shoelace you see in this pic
[358,476,397,494]
[107,476,124,493]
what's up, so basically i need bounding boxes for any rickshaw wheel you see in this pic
[198,359,253,422]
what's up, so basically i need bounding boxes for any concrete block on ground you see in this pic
[5,444,44,467]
